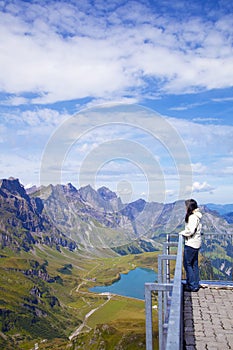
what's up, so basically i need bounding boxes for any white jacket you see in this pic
[179,208,202,249]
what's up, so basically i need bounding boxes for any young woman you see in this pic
[179,199,202,292]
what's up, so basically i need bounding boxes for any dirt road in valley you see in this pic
[69,293,112,340]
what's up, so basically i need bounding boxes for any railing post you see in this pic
[166,235,183,350]
[166,234,170,284]
[145,285,153,350]
[158,255,163,350]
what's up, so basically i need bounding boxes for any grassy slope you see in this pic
[0,246,160,350]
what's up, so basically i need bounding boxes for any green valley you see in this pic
[0,245,159,349]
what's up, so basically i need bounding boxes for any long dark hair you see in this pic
[185,199,198,223]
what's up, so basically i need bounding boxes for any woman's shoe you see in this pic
[184,285,199,292]
[184,285,192,292]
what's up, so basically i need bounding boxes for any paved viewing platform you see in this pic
[183,284,233,350]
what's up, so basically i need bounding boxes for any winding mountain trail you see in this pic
[75,280,86,292]
[69,293,112,340]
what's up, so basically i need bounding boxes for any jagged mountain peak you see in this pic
[66,182,78,193]
[97,186,117,201]
[77,184,121,211]
[78,184,96,196]
[35,183,78,199]
[25,185,39,195]
[1,176,22,190]
[131,198,146,207]
[120,198,146,222]
[0,177,29,201]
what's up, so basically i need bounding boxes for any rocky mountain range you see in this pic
[1,177,233,256]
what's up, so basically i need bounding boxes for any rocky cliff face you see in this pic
[33,183,131,249]
[77,185,123,212]
[0,178,45,230]
[0,178,77,251]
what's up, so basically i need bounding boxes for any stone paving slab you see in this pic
[183,285,233,350]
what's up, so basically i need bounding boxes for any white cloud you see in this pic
[165,189,175,197]
[0,1,232,205]
[168,116,233,156]
[20,109,69,127]
[212,97,233,102]
[2,108,70,128]
[169,101,208,111]
[1,103,232,203]
[222,166,233,175]
[219,157,233,175]
[191,163,207,174]
[192,117,220,123]
[0,1,233,104]
[0,96,29,106]
[0,152,40,186]
[192,181,215,193]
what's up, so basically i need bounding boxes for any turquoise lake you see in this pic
[89,267,157,300]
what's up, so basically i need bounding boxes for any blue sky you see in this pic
[0,0,233,204]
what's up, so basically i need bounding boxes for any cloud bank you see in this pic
[0,0,233,104]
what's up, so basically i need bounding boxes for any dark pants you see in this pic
[183,245,199,290]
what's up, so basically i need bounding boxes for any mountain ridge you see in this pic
[1,177,233,256]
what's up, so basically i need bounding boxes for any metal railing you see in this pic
[145,232,233,350]
[145,234,183,350]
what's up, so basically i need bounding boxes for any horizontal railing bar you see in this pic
[158,255,177,261]
[162,242,178,253]
[145,283,173,292]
